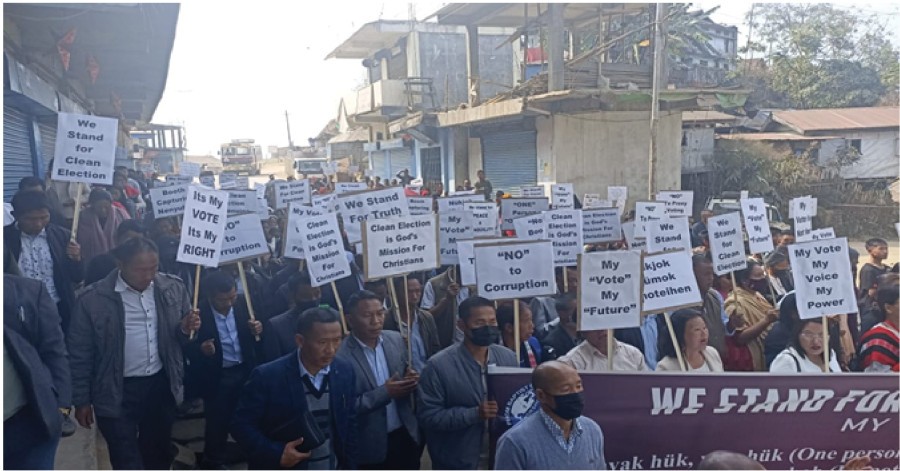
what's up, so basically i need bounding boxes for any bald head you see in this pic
[533,361,573,390]
[697,451,765,470]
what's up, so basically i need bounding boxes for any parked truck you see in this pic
[220,139,262,175]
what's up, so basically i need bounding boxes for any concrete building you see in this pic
[669,18,739,88]
[130,124,187,175]
[680,110,739,174]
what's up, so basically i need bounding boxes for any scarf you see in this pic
[724,287,774,371]
[77,205,128,264]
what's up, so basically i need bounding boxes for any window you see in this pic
[849,139,862,153]
[723,63,730,71]
[699,60,709,67]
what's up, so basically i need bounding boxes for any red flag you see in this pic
[86,54,100,84]
[56,28,76,71]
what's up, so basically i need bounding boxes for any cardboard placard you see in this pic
[255,183,267,199]
[788,238,859,319]
[551,183,575,209]
[257,198,270,220]
[235,175,249,190]
[437,194,485,214]
[199,175,216,188]
[219,172,238,189]
[521,186,546,198]
[312,193,338,213]
[337,187,409,244]
[621,221,647,252]
[51,112,118,185]
[285,204,326,259]
[545,209,583,266]
[457,237,515,286]
[226,190,258,215]
[362,214,439,280]
[641,250,703,314]
[465,202,500,238]
[583,195,611,209]
[634,202,666,238]
[740,198,774,254]
[298,212,353,287]
[789,196,818,219]
[582,208,622,244]
[501,197,550,230]
[646,217,692,254]
[451,189,476,196]
[177,186,229,267]
[608,186,628,213]
[708,212,748,275]
[219,213,269,265]
[179,161,201,178]
[513,213,545,240]
[656,190,693,218]
[474,240,556,300]
[439,211,476,265]
[578,251,642,331]
[799,227,837,243]
[275,180,311,209]
[149,185,188,219]
[335,182,369,195]
[166,174,193,186]
[407,196,433,215]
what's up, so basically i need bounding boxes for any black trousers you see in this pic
[96,370,176,470]
[202,363,251,465]
[359,427,420,470]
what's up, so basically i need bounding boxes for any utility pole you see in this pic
[547,3,565,92]
[648,2,667,198]
[745,3,756,71]
[285,110,294,150]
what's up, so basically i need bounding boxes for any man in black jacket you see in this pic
[5,191,84,333]
[187,271,264,469]
[264,270,324,362]
[4,274,72,469]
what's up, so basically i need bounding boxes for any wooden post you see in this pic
[513,300,521,363]
[663,312,685,371]
[237,262,261,342]
[822,316,830,373]
[563,268,569,293]
[331,281,347,334]
[730,272,740,311]
[69,182,84,241]
[607,329,614,371]
[190,264,201,340]
[387,277,404,339]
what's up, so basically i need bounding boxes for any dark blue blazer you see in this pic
[231,352,358,470]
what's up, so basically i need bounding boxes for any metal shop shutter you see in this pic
[370,150,389,181]
[387,147,413,180]
[481,130,537,197]
[4,106,36,200]
[37,120,58,177]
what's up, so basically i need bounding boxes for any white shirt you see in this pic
[116,274,163,377]
[560,339,647,372]
[770,347,841,373]
[18,226,60,303]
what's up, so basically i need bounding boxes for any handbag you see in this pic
[723,335,755,372]
[268,408,327,453]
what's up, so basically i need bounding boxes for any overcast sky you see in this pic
[152,1,900,158]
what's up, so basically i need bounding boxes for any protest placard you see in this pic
[51,112,118,186]
[621,221,647,251]
[275,180,311,209]
[799,227,837,243]
[298,212,352,287]
[641,250,702,314]
[656,190,693,218]
[740,198,774,254]
[335,182,368,194]
[149,185,188,219]
[219,213,269,265]
[464,202,499,237]
[578,251,642,331]
[521,186,545,198]
[500,197,550,230]
[255,183,266,199]
[439,211,475,265]
[166,174,193,186]
[199,174,216,188]
[235,175,249,190]
[437,194,485,213]
[551,183,575,209]
[257,199,269,220]
[312,193,338,213]
[284,204,326,259]
[177,186,229,267]
[451,189,476,196]
[179,161,201,177]
[707,212,748,275]
[457,237,514,286]
[226,190,258,215]
[474,240,556,300]
[337,186,409,244]
[646,217,691,254]
[362,213,439,280]
[634,201,666,238]
[582,194,611,209]
[607,186,628,213]
[790,195,817,240]
[407,196,433,215]
[789,238,858,319]
[219,172,237,189]
[582,208,622,244]
[740,190,750,200]
[513,213,545,240]
[545,209,583,266]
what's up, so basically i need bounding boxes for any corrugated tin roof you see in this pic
[717,133,838,141]
[682,110,738,122]
[328,127,369,144]
[772,107,900,134]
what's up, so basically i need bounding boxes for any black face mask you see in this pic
[470,325,500,347]
[550,391,584,420]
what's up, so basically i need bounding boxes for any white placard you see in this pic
[362,214,439,279]
[474,240,556,300]
[641,250,703,314]
[806,227,837,242]
[622,221,647,252]
[513,213,545,240]
[582,194,611,209]
[177,186,229,267]
[335,182,369,195]
[437,194,485,214]
[235,176,249,190]
[646,217,692,254]
[634,201,666,238]
[464,202,499,238]
[450,189,476,196]
[407,196,433,215]
[255,183,267,199]
[219,173,238,189]
[795,218,813,242]
[226,190,258,215]
[219,213,269,265]
[708,212,747,275]
[298,212,353,287]
[179,162,201,178]
[439,211,475,266]
[50,112,118,185]
[551,183,575,209]
[578,251,642,331]
[501,197,550,230]
[166,174,193,186]
[582,208,622,244]
[740,198,774,254]
[656,190,693,218]
[199,175,216,188]
[789,238,859,319]
[257,199,270,220]
[521,186,546,198]
[789,196,818,219]
[149,185,188,219]
[546,209,583,266]
[337,187,410,244]
[458,237,518,286]
[607,186,628,212]
[312,193,338,213]
[275,180,311,209]
[740,190,750,201]
[284,204,326,259]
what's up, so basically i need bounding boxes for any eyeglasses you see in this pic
[800,331,824,341]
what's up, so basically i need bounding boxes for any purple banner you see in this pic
[488,368,900,470]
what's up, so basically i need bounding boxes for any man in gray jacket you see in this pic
[417,296,518,469]
[68,237,200,470]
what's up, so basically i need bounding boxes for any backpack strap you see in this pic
[788,351,802,372]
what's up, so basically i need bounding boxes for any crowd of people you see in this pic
[3,165,898,470]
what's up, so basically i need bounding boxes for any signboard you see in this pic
[646,217,692,254]
[708,212,748,275]
[335,182,368,194]
[235,175,249,190]
[219,213,269,265]
[362,213,439,280]
[513,213,545,240]
[177,186,229,267]
[583,194,611,209]
[219,172,237,189]
[457,237,512,287]
[465,202,499,238]
[275,180,311,209]
[788,238,859,319]
[634,202,666,238]
[298,212,353,287]
[439,211,475,265]
[179,161,201,178]
[407,196,433,215]
[500,197,550,230]
[521,186,545,198]
[255,183,267,199]
[545,209,583,266]
[149,185,188,219]
[582,208,622,244]
[51,112,118,185]
[790,196,817,241]
[656,190,693,218]
[641,250,702,314]
[166,174,194,186]
[284,204,325,260]
[808,227,836,241]
[578,251,642,331]
[226,190,258,215]
[622,221,647,252]
[256,198,269,220]
[740,198,774,254]
[608,186,628,214]
[312,193,338,213]
[337,187,409,244]
[199,174,216,188]
[437,194,485,214]
[474,240,556,300]
[551,183,575,209]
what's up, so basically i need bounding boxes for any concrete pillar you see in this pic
[466,24,480,106]
[548,4,565,92]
